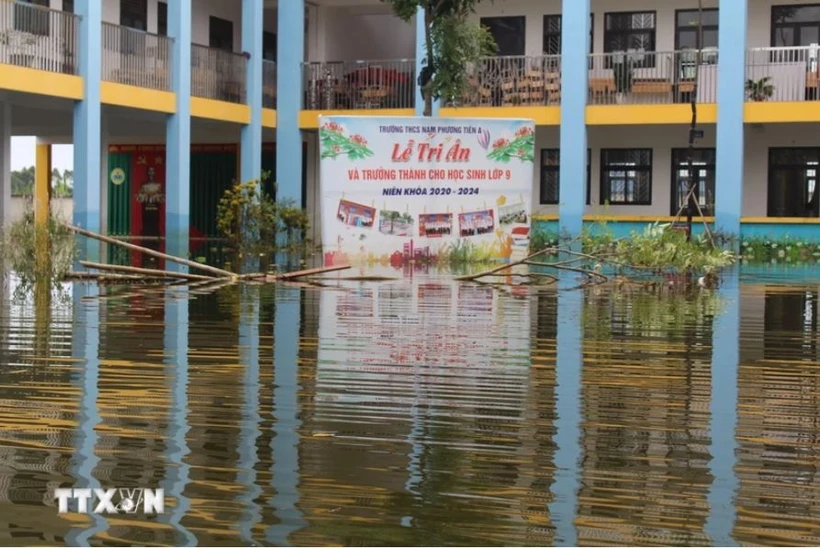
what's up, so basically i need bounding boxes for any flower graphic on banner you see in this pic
[320,121,374,160]
[486,125,535,163]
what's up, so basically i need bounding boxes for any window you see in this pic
[263,31,277,62]
[768,148,820,217]
[63,0,74,13]
[15,0,50,36]
[157,2,167,36]
[480,16,525,56]
[209,16,234,52]
[120,0,147,30]
[604,11,656,68]
[542,14,594,55]
[772,4,820,47]
[600,149,652,205]
[540,149,591,205]
[675,9,718,50]
[671,149,715,216]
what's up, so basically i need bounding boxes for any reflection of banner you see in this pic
[129,145,166,238]
[319,116,535,267]
[314,274,532,407]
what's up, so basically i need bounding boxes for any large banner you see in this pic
[319,116,535,266]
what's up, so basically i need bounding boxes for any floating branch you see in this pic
[79,261,220,282]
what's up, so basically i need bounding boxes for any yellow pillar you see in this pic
[34,143,51,226]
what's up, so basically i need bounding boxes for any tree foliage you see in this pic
[382,0,496,115]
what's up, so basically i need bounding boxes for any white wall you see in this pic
[469,0,820,55]
[7,197,73,225]
[317,5,414,62]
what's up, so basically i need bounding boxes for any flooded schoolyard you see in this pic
[0,264,818,546]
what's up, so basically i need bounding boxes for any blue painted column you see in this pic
[548,273,583,546]
[72,0,102,239]
[66,283,107,545]
[705,268,740,546]
[276,0,304,203]
[558,0,590,240]
[715,0,748,241]
[413,7,439,117]
[237,287,262,543]
[166,0,192,259]
[241,0,263,186]
[162,286,197,546]
[414,7,426,116]
[265,287,306,545]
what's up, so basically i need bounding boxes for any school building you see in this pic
[0,0,819,252]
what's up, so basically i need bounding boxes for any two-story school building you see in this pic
[0,0,819,252]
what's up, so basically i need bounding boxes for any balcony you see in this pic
[455,55,562,107]
[746,46,820,102]
[102,23,171,91]
[0,0,78,75]
[302,59,415,110]
[191,44,246,104]
[588,50,717,105]
[263,59,276,108]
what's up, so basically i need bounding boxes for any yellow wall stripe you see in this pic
[299,109,414,129]
[439,106,561,125]
[0,65,82,100]
[262,108,277,128]
[100,82,176,113]
[190,97,251,124]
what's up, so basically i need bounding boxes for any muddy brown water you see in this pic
[0,264,818,546]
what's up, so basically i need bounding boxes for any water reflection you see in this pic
[0,267,818,545]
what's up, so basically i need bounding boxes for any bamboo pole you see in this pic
[79,261,219,282]
[271,264,352,281]
[66,224,237,278]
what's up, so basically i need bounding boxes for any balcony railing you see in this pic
[746,46,820,102]
[455,55,562,107]
[101,22,171,91]
[588,50,718,105]
[0,0,78,75]
[263,59,276,108]
[303,59,415,109]
[191,44,247,103]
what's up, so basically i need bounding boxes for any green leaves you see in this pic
[319,126,375,160]
[382,0,495,114]
[487,130,536,163]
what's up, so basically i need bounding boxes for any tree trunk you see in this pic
[423,9,434,116]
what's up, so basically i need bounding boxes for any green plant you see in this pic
[739,236,820,264]
[581,222,736,276]
[216,172,311,254]
[382,0,496,116]
[745,77,774,101]
[0,210,76,299]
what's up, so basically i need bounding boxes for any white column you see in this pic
[0,102,11,227]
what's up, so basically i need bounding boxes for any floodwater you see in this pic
[0,264,818,546]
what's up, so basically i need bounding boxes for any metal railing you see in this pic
[262,59,276,108]
[303,59,415,109]
[101,22,171,91]
[0,0,78,74]
[746,46,820,102]
[588,50,718,105]
[191,44,247,103]
[455,55,562,107]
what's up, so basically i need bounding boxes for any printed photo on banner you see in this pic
[337,199,375,229]
[419,213,453,238]
[458,210,495,237]
[319,116,535,268]
[379,209,414,237]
